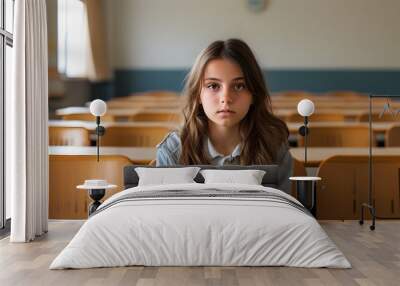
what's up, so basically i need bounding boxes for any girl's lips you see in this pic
[216,110,236,117]
[217,110,235,114]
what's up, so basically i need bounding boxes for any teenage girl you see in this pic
[156,39,292,193]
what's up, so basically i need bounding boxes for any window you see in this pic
[57,0,89,78]
[5,0,13,33]
[1,0,14,232]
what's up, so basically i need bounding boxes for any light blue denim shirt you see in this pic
[156,131,293,193]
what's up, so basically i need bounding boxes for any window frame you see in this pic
[0,0,13,233]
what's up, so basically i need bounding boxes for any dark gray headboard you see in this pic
[124,165,280,189]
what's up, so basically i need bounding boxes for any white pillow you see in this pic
[135,167,201,186]
[200,169,266,185]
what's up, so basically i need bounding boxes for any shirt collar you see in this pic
[206,137,241,159]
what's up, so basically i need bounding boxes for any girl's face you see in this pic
[199,58,253,128]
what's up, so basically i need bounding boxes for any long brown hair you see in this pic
[179,39,289,165]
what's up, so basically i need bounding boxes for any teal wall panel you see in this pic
[110,69,400,97]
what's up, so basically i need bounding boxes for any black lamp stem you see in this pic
[96,116,100,162]
[304,116,308,165]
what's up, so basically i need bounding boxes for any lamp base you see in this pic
[295,180,317,216]
[88,188,105,216]
[359,203,376,231]
[290,177,321,217]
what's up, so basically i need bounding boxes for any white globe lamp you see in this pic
[89,99,107,162]
[297,99,315,117]
[90,99,107,117]
[297,99,315,165]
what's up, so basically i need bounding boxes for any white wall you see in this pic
[105,0,400,69]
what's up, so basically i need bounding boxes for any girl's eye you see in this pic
[206,83,220,91]
[234,83,246,91]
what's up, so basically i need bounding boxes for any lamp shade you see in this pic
[89,99,107,117]
[297,99,315,117]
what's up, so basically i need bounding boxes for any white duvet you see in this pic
[50,183,351,269]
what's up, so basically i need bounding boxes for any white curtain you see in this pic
[7,0,49,242]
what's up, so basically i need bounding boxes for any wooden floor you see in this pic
[0,220,399,286]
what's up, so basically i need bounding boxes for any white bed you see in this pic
[50,183,351,269]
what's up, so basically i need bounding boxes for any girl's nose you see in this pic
[220,89,233,104]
